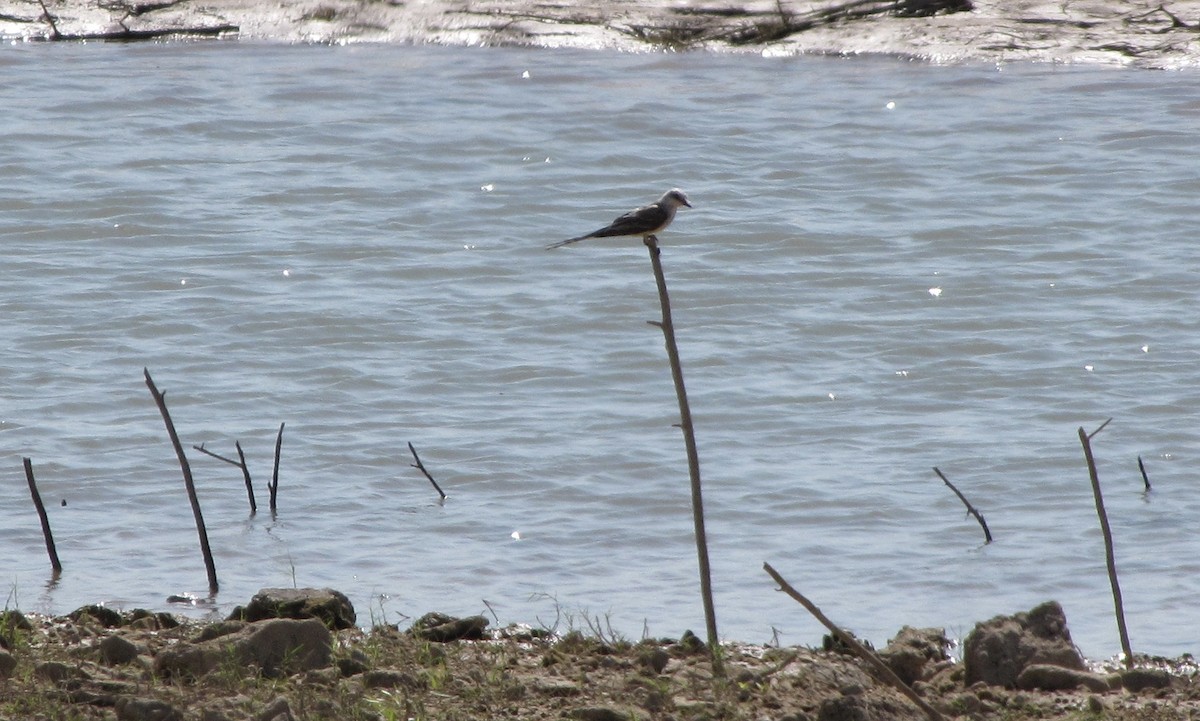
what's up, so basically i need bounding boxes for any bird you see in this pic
[547,188,692,249]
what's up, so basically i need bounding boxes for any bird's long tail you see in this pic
[546,233,592,250]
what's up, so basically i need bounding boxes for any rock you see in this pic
[156,617,332,681]
[101,635,142,665]
[879,626,950,685]
[236,618,333,678]
[0,650,16,679]
[35,660,89,685]
[409,612,488,642]
[1016,663,1110,692]
[153,643,222,681]
[256,696,294,721]
[817,694,869,721]
[569,708,638,721]
[336,653,368,677]
[0,609,32,648]
[196,620,246,642]
[1120,667,1173,692]
[116,696,184,721]
[672,630,706,654]
[127,609,180,631]
[638,646,670,674]
[69,604,123,628]
[361,669,423,689]
[239,588,355,630]
[963,601,1086,688]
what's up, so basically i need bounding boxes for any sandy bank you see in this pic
[3,0,1200,67]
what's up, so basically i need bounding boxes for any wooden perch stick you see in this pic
[1137,455,1151,492]
[408,442,446,500]
[932,467,992,544]
[192,442,256,514]
[763,562,945,721]
[269,422,284,514]
[144,368,218,595]
[1078,419,1133,667]
[22,457,62,574]
[644,234,720,676]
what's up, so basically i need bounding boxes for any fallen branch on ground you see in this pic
[763,562,944,721]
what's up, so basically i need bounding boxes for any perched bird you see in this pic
[547,188,692,249]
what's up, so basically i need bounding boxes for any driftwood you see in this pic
[1077,419,1133,668]
[932,467,992,544]
[144,368,219,595]
[407,442,447,501]
[643,234,721,676]
[31,0,236,41]
[1137,455,1151,492]
[22,457,63,574]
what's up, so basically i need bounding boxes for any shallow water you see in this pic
[2,42,1199,659]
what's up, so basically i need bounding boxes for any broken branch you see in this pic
[408,442,446,501]
[932,467,992,544]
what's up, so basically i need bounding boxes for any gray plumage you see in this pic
[548,189,692,249]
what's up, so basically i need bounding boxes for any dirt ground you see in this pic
[2,0,1200,67]
[2,606,1200,721]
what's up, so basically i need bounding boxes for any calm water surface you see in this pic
[2,42,1199,659]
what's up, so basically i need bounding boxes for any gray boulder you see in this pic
[1016,663,1110,692]
[878,626,949,685]
[0,650,16,679]
[155,618,332,681]
[963,601,1085,688]
[238,588,356,630]
[101,635,142,665]
[116,696,184,721]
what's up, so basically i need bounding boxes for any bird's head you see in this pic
[662,188,692,209]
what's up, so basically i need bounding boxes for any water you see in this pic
[2,41,1199,660]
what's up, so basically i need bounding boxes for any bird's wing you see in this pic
[589,202,669,238]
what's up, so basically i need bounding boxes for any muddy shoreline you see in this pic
[2,588,1198,720]
[3,0,1200,68]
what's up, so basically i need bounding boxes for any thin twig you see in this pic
[763,562,945,721]
[932,467,992,543]
[192,443,240,466]
[144,368,218,595]
[408,442,447,500]
[644,234,721,677]
[1137,455,1151,492]
[192,442,256,513]
[23,457,62,574]
[1078,421,1133,667]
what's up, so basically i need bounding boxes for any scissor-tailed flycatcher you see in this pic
[547,188,692,249]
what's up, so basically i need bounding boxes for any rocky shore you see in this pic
[2,0,1200,67]
[1,587,1197,720]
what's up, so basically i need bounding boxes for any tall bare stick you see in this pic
[270,422,284,515]
[144,368,218,595]
[763,562,945,721]
[1078,419,1132,667]
[22,457,62,574]
[932,467,992,544]
[643,235,720,674]
[407,442,447,501]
